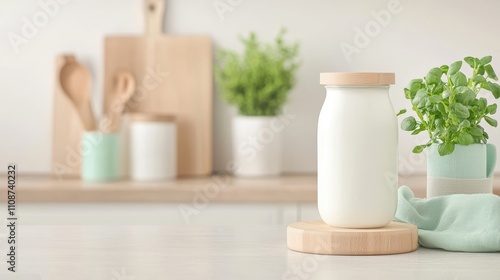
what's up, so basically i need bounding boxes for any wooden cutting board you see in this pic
[104,0,213,176]
[287,220,418,255]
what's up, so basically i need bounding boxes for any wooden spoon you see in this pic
[59,59,96,131]
[106,70,136,132]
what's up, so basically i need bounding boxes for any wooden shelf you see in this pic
[1,174,498,203]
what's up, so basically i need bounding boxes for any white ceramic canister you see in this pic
[318,72,397,228]
[129,113,177,181]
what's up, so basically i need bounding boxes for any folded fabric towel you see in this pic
[394,186,500,252]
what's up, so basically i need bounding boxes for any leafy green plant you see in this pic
[215,29,300,116]
[398,56,500,156]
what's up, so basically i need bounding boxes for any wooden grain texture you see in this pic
[1,174,499,203]
[51,55,84,178]
[320,72,395,85]
[104,0,212,176]
[0,175,317,203]
[13,225,500,279]
[287,220,418,255]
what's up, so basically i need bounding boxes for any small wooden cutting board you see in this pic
[104,0,213,176]
[287,220,418,255]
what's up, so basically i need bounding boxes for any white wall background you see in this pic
[1,0,500,175]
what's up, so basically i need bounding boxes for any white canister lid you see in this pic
[320,72,395,86]
[129,113,176,123]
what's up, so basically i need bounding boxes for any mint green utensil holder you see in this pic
[81,132,120,182]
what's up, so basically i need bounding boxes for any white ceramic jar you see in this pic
[129,113,177,181]
[318,72,397,228]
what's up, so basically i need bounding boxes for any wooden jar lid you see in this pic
[129,113,176,123]
[287,220,418,255]
[320,72,395,85]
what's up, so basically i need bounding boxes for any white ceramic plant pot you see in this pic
[318,72,398,228]
[232,116,282,177]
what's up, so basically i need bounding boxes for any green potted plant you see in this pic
[398,56,499,197]
[216,29,300,176]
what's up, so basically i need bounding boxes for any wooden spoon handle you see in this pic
[106,113,122,133]
[79,102,96,131]
[144,0,165,36]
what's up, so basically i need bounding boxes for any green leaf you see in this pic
[453,103,470,118]
[455,86,471,93]
[468,126,483,137]
[412,89,428,108]
[412,145,425,154]
[438,142,455,156]
[448,61,462,75]
[487,103,497,114]
[485,64,498,80]
[478,65,485,75]
[480,56,492,65]
[479,97,487,110]
[401,116,417,131]
[483,82,500,98]
[433,125,443,134]
[442,90,451,99]
[404,88,412,99]
[451,72,467,87]
[458,120,470,130]
[411,127,425,135]
[448,125,458,135]
[472,75,486,83]
[408,79,423,93]
[490,83,500,98]
[425,68,443,85]
[432,83,445,94]
[457,131,474,145]
[464,56,475,67]
[396,109,407,116]
[485,116,498,127]
[428,95,443,103]
[455,87,476,104]
[440,65,449,74]
[437,102,447,115]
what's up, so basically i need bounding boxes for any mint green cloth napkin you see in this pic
[394,186,500,252]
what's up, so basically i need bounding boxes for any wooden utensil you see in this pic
[105,70,136,133]
[60,58,96,131]
[52,54,84,178]
[103,0,213,176]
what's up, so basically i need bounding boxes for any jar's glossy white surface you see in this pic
[317,83,398,228]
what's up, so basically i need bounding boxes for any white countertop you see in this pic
[5,225,499,280]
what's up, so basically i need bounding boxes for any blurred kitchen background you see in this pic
[1,3,500,278]
[2,0,500,175]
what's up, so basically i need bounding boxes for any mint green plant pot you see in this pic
[427,143,496,197]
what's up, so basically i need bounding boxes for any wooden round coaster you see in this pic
[287,220,418,255]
